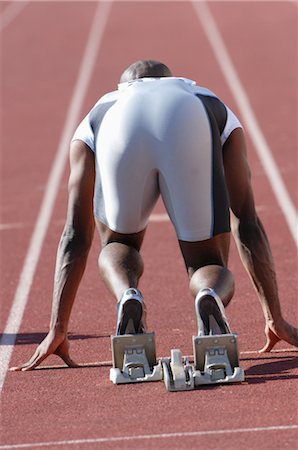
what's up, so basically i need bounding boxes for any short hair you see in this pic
[120,60,173,83]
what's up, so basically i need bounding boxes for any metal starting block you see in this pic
[110,332,163,384]
[162,334,244,391]
[192,334,245,385]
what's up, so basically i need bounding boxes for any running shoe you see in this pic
[195,288,231,336]
[116,288,147,335]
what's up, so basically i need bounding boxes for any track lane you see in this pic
[0,1,112,389]
[194,1,297,243]
[1,1,98,328]
[1,1,297,449]
[207,0,297,328]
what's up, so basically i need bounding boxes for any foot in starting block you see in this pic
[195,288,231,336]
[162,289,244,391]
[192,289,244,385]
[110,333,163,384]
[116,288,147,335]
[110,288,162,384]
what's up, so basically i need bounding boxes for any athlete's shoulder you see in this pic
[191,84,219,99]
[88,90,119,123]
[191,82,242,143]
[72,90,119,152]
[94,89,120,107]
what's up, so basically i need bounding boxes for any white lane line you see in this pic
[1,425,297,449]
[0,1,28,33]
[192,1,298,246]
[150,213,169,222]
[149,205,269,222]
[1,204,271,230]
[0,1,112,393]
[0,223,25,231]
[10,347,297,371]
[41,0,297,2]
[240,348,297,355]
[0,214,169,232]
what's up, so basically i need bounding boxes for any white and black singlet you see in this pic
[72,77,242,241]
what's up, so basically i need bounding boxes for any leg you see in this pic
[156,92,233,306]
[97,221,146,301]
[97,221,147,334]
[190,265,235,307]
[179,232,234,306]
[179,233,235,335]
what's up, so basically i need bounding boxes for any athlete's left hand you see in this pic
[259,319,298,353]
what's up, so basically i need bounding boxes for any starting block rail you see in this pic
[161,351,194,392]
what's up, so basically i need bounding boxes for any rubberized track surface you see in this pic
[1,1,297,449]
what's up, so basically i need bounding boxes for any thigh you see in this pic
[94,111,159,234]
[159,97,230,242]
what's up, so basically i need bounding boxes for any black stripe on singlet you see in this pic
[89,100,116,224]
[195,94,230,236]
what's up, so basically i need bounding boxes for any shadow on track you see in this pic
[242,354,298,384]
[0,332,110,345]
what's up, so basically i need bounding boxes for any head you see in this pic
[119,60,173,83]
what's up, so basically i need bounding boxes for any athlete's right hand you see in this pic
[10,329,79,371]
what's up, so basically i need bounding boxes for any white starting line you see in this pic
[0,425,297,449]
[10,347,297,371]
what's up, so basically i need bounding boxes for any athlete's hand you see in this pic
[10,329,79,371]
[259,319,298,353]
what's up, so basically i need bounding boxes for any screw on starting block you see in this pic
[109,332,163,384]
[192,333,245,385]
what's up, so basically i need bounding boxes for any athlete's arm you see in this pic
[10,140,95,370]
[223,127,298,352]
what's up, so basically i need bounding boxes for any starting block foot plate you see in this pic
[110,332,163,384]
[192,334,245,385]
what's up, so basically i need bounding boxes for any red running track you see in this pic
[1,1,297,449]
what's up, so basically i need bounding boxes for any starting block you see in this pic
[161,350,194,392]
[162,334,244,391]
[192,334,245,385]
[110,332,163,384]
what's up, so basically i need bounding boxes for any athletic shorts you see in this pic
[91,79,230,241]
